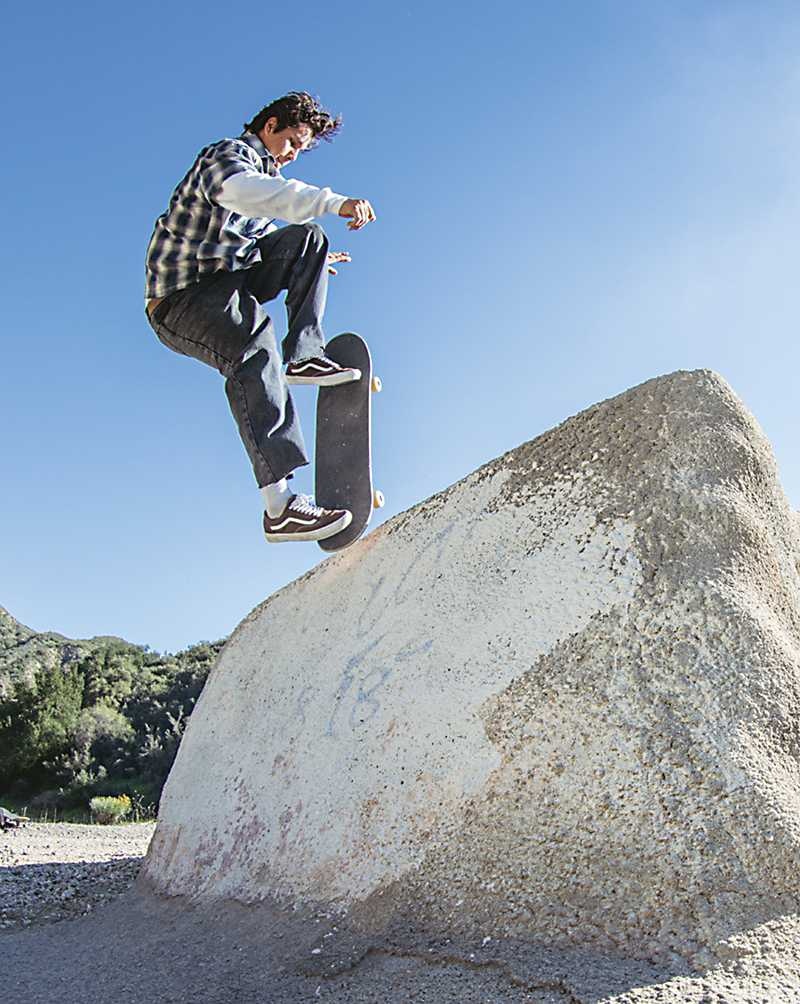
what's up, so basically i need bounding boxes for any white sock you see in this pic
[261,479,292,518]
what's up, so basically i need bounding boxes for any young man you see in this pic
[144,92,376,543]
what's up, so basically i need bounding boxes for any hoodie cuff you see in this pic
[326,193,348,216]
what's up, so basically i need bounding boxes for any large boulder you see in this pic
[143,369,800,970]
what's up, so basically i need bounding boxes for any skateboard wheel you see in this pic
[371,376,382,393]
[373,489,385,509]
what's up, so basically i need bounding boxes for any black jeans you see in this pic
[146,223,331,486]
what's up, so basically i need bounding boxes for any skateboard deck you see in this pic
[315,333,383,551]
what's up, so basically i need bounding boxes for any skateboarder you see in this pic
[144,91,376,544]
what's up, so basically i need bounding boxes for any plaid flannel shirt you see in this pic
[144,132,281,300]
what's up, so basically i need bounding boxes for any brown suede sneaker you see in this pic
[263,494,352,543]
[285,356,361,386]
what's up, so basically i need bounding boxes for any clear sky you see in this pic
[2,1,799,652]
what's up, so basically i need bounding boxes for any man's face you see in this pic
[258,118,314,167]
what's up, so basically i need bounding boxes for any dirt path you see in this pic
[1,823,796,1003]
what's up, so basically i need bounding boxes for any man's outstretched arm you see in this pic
[216,171,347,223]
[215,173,376,231]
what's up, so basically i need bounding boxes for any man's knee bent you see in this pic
[284,222,329,256]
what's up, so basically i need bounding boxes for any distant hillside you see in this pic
[0,605,227,810]
[0,606,133,698]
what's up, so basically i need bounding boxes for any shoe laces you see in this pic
[288,493,326,517]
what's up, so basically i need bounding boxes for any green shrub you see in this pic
[89,794,131,824]
[87,778,157,821]
[0,665,83,790]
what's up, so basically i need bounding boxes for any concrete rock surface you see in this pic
[143,369,800,992]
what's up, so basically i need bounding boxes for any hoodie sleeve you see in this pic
[216,171,348,223]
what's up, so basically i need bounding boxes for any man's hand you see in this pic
[327,251,352,275]
[338,198,376,230]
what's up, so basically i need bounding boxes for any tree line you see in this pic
[0,638,224,815]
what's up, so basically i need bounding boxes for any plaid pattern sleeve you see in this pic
[144,134,280,300]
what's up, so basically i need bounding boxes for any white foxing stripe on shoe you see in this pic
[271,515,321,531]
[293,361,333,373]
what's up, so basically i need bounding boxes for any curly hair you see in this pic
[243,91,342,146]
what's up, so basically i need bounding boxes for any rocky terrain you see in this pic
[0,821,154,929]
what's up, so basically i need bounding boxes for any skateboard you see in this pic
[315,332,384,551]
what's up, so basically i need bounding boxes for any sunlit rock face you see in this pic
[143,369,800,969]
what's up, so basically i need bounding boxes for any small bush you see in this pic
[89,794,131,824]
[87,778,158,820]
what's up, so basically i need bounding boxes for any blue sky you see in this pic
[2,1,799,652]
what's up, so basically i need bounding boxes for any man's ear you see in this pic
[263,117,278,135]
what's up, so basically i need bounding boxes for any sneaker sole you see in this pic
[285,369,361,387]
[264,510,352,543]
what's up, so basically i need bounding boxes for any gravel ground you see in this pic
[2,823,798,1002]
[0,821,154,929]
